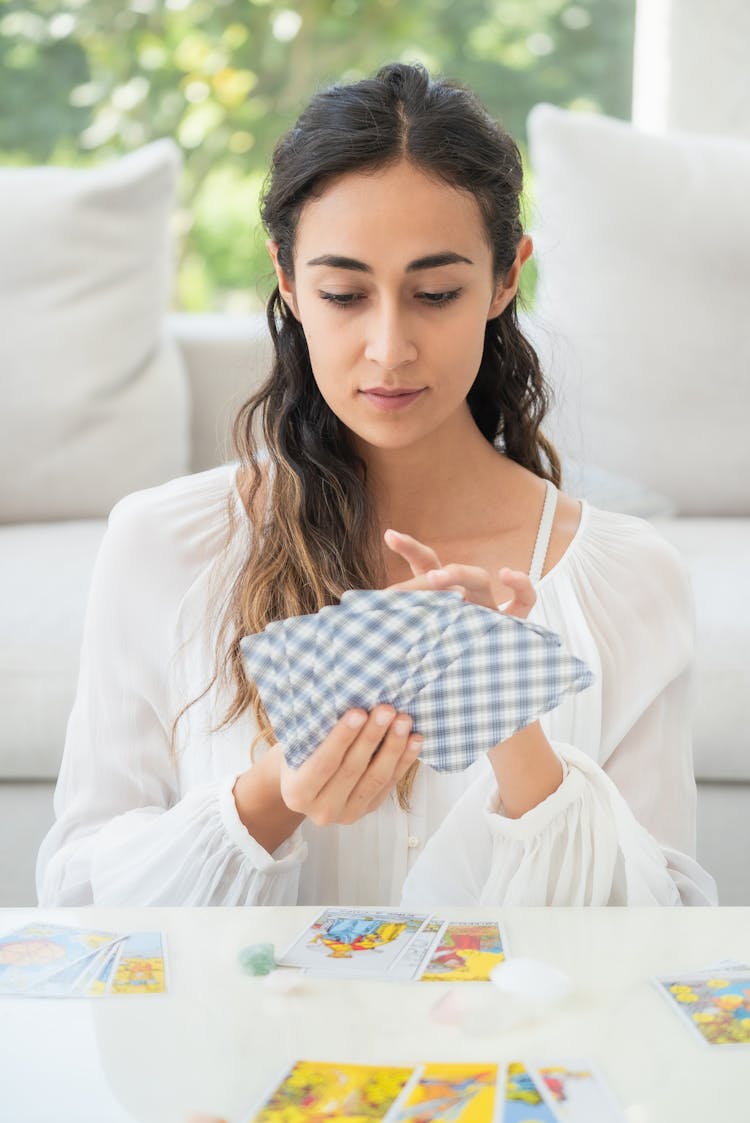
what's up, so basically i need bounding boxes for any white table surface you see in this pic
[0,906,748,1123]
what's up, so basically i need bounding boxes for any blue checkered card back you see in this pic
[239,590,594,772]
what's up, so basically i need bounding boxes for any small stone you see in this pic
[238,942,276,976]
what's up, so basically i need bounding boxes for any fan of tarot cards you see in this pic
[239,589,594,773]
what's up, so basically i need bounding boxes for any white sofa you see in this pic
[2,109,748,906]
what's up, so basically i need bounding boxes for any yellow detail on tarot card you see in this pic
[110,955,166,994]
[252,1060,414,1123]
[395,1063,498,1122]
[421,949,505,982]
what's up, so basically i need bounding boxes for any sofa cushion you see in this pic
[0,521,106,778]
[526,103,750,516]
[651,516,750,782]
[561,459,675,518]
[1,512,747,784]
[0,140,190,522]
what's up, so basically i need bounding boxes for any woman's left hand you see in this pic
[383,529,536,618]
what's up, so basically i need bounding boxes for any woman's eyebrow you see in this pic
[305,251,474,273]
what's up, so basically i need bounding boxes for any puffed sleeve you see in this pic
[36,474,307,906]
[400,508,718,907]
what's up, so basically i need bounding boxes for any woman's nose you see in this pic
[363,303,418,370]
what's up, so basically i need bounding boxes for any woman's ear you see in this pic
[487,235,534,320]
[266,239,300,319]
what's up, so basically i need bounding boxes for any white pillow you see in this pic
[0,140,190,522]
[526,104,750,516]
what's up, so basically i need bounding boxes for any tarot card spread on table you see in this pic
[654,967,750,1046]
[277,909,507,983]
[245,1058,626,1122]
[240,589,594,772]
[246,1059,501,1123]
[0,923,167,998]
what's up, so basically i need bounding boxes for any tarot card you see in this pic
[502,1062,558,1123]
[277,908,430,979]
[417,921,506,982]
[108,931,167,994]
[245,1059,418,1122]
[387,594,467,714]
[384,1062,501,1122]
[26,936,126,997]
[387,919,445,983]
[0,923,122,995]
[265,617,304,752]
[526,1060,627,1123]
[84,939,129,996]
[654,969,750,1047]
[323,597,415,717]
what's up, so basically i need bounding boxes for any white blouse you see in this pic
[36,462,718,908]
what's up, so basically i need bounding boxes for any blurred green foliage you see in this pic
[0,0,634,311]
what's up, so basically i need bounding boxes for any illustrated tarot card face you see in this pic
[383,1062,500,1123]
[526,1060,627,1123]
[654,970,750,1047]
[502,1062,558,1123]
[277,908,430,979]
[0,923,121,994]
[417,921,506,982]
[26,937,126,997]
[108,931,167,995]
[246,1059,417,1123]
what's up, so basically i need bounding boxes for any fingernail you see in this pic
[394,718,411,736]
[346,711,367,729]
[375,708,394,726]
[409,736,424,752]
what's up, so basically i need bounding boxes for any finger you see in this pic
[386,573,465,596]
[312,705,399,816]
[383,528,441,576]
[342,715,421,819]
[425,564,497,610]
[365,733,425,813]
[498,567,536,616]
[281,708,369,810]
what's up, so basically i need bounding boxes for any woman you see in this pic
[37,63,716,907]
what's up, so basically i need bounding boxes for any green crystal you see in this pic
[238,942,276,976]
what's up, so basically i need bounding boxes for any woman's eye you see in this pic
[319,291,364,307]
[318,288,462,309]
[418,288,462,307]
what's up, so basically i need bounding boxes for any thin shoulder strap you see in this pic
[528,479,558,584]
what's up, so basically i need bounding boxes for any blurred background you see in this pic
[0,0,635,312]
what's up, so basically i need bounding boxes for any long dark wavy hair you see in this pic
[172,62,560,808]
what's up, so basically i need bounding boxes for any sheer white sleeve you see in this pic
[401,513,718,908]
[36,480,307,906]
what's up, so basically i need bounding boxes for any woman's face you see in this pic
[268,159,532,453]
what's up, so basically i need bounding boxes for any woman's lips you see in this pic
[359,389,425,411]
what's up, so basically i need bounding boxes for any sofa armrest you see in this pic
[167,312,273,473]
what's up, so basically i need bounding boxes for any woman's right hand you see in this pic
[233,706,422,852]
[279,705,423,825]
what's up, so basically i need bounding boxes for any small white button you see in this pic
[407,835,420,849]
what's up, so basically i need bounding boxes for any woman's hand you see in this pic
[234,706,422,848]
[279,705,423,826]
[383,528,536,619]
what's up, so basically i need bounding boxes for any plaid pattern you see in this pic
[239,590,594,773]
